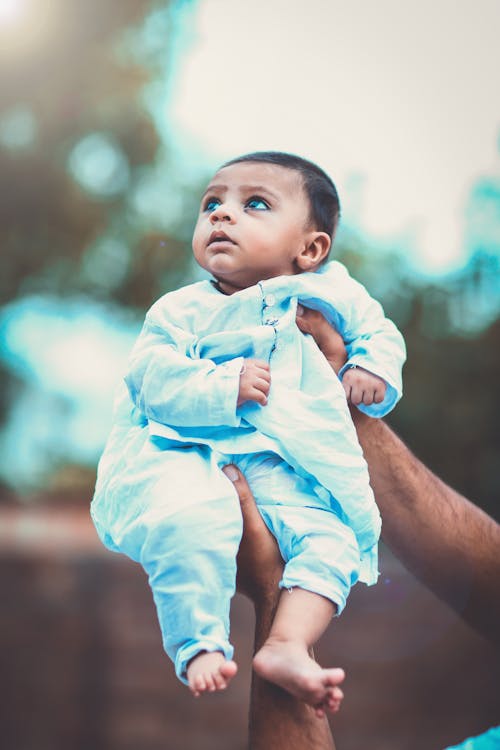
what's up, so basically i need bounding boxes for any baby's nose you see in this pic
[209,203,234,223]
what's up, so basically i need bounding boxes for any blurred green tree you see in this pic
[0,0,197,310]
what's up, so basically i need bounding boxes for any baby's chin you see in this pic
[205,254,240,275]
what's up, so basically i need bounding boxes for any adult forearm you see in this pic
[224,466,336,750]
[354,412,500,644]
[250,594,336,750]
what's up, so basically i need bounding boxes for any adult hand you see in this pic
[222,464,337,750]
[222,464,283,603]
[295,305,347,374]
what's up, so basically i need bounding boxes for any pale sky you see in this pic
[167,0,500,273]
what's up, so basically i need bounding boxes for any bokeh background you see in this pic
[0,1,499,749]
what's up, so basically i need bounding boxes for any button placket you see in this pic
[260,285,277,325]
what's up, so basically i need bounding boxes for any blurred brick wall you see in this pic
[1,505,498,750]
[0,506,252,750]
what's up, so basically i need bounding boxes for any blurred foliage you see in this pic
[0,0,197,310]
[336,238,500,521]
[396,309,499,517]
[0,0,498,522]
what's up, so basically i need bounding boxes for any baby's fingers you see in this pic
[242,360,271,384]
[362,382,386,405]
[349,385,364,405]
[245,358,270,373]
[342,378,361,403]
[250,386,268,406]
[254,366,271,385]
[342,380,352,403]
[362,389,375,406]
[254,375,271,396]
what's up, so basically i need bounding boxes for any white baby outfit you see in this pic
[91,261,406,682]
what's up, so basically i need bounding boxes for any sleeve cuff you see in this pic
[209,356,245,427]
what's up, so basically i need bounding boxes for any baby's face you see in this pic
[192,162,314,295]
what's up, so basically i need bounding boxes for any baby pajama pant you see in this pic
[103,444,361,684]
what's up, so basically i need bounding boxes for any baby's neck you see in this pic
[212,279,242,296]
[213,268,309,296]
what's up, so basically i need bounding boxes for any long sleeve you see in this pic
[336,269,405,417]
[125,311,244,429]
[294,262,406,417]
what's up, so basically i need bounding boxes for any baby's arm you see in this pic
[125,310,239,428]
[125,302,271,428]
[328,263,405,416]
[296,298,389,408]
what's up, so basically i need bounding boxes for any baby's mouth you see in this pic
[208,231,235,246]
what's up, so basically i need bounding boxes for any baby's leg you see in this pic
[113,445,242,694]
[253,588,345,718]
[244,455,360,716]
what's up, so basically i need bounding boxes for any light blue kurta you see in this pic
[91,261,406,681]
[445,727,500,750]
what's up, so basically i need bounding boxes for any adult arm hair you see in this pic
[353,411,500,645]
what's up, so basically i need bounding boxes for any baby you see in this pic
[91,151,405,717]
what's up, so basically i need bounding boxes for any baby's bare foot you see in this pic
[187,651,238,697]
[253,639,345,718]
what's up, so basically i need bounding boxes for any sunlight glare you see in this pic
[0,0,27,26]
[0,0,60,61]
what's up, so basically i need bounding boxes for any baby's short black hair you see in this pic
[221,151,341,243]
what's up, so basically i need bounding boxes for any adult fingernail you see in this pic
[224,465,239,482]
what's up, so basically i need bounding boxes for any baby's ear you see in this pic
[296,232,331,271]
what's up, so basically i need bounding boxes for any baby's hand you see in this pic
[342,366,386,407]
[237,359,271,407]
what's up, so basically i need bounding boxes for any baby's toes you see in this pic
[212,669,227,691]
[220,660,238,681]
[326,690,343,712]
[329,700,341,714]
[331,686,343,702]
[204,672,217,692]
[314,704,326,719]
[192,674,206,697]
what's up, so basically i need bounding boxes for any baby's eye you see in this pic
[246,196,269,211]
[203,198,221,212]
